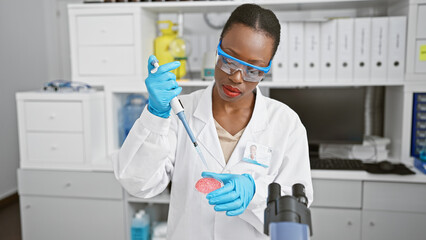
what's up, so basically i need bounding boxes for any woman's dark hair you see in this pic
[220,4,281,60]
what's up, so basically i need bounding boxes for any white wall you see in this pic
[0,0,52,199]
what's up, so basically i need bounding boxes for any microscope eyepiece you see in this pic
[292,183,308,206]
[267,182,281,204]
[265,183,313,237]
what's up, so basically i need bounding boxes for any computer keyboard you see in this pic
[310,158,365,170]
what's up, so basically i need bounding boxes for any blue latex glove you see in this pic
[202,172,256,216]
[145,55,182,118]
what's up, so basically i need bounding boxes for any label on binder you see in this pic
[420,45,426,61]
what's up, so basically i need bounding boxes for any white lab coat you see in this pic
[113,82,313,240]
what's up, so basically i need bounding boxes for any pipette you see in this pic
[150,60,209,169]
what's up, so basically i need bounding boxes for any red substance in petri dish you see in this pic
[195,178,222,194]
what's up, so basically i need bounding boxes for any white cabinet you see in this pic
[20,196,125,240]
[16,92,107,170]
[309,177,426,240]
[68,7,154,85]
[361,181,426,240]
[363,181,426,213]
[310,179,362,240]
[311,208,361,240]
[362,211,426,240]
[24,101,83,132]
[26,132,85,164]
[311,179,362,208]
[18,169,126,240]
[78,46,136,75]
[76,15,135,45]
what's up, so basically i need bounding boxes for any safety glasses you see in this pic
[216,40,271,82]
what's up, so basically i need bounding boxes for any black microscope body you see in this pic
[264,183,313,239]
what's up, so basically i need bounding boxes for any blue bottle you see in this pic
[131,210,150,240]
[119,94,147,146]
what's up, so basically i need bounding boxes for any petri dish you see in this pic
[195,177,222,194]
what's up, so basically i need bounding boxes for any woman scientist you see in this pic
[113,4,313,240]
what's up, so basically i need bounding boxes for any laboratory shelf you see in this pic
[259,81,405,88]
[177,80,405,88]
[104,82,147,94]
[126,191,170,204]
[105,80,405,91]
[142,0,393,13]
[177,80,212,87]
[311,168,426,183]
[69,0,397,13]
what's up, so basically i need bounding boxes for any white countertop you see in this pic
[311,168,426,183]
[97,154,426,183]
[96,168,426,184]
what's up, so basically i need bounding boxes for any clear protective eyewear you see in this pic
[216,40,271,82]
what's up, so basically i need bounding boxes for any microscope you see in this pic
[264,183,313,240]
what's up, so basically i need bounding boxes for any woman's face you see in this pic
[214,23,275,103]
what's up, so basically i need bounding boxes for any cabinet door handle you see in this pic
[347,221,353,226]
[49,113,56,120]
[51,145,58,151]
[369,221,375,227]
[25,205,31,209]
[64,182,72,188]
[101,58,109,64]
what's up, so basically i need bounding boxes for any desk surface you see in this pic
[311,169,426,183]
[99,154,426,183]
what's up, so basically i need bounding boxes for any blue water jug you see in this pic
[119,94,147,146]
[131,210,150,240]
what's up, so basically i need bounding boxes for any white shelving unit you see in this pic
[67,0,422,161]
[127,192,170,204]
[16,92,108,171]
[61,0,426,239]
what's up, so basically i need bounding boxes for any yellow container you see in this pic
[154,20,187,79]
